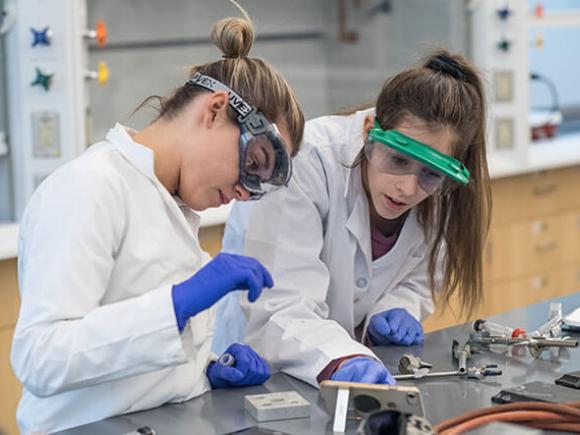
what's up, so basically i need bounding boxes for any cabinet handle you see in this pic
[532,184,557,196]
[534,241,557,253]
[532,221,548,234]
[531,277,548,288]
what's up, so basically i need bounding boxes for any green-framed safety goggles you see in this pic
[367,119,470,187]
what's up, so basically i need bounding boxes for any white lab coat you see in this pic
[11,124,214,434]
[218,109,437,387]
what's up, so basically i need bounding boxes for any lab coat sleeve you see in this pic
[236,148,378,387]
[11,165,190,398]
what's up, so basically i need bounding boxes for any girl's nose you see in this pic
[395,173,419,198]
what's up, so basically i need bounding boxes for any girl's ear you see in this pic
[362,114,375,138]
[205,91,230,128]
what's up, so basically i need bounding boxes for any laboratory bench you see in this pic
[55,293,580,435]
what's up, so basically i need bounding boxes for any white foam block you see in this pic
[244,391,310,422]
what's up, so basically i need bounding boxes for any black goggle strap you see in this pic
[189,72,272,137]
[187,72,254,120]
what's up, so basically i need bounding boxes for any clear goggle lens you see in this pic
[239,127,292,200]
[364,140,447,195]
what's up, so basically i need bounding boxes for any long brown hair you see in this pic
[133,0,304,154]
[372,49,492,317]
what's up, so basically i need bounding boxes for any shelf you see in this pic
[530,10,580,28]
[528,129,580,171]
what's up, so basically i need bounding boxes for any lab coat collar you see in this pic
[344,108,375,199]
[344,163,372,260]
[106,123,157,182]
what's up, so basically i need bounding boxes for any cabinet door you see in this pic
[198,225,225,257]
[562,266,580,297]
[0,260,19,329]
[0,327,21,435]
[423,279,495,333]
[492,167,580,225]
[487,269,565,315]
[488,213,574,281]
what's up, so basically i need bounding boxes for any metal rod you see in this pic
[88,31,324,52]
[394,370,462,381]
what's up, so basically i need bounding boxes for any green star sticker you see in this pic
[31,68,54,91]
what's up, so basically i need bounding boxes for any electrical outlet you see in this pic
[32,111,60,158]
[494,70,514,102]
[496,118,515,150]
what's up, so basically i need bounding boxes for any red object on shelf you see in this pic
[531,123,560,141]
[95,20,107,48]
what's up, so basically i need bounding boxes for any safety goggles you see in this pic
[366,119,470,195]
[187,72,292,200]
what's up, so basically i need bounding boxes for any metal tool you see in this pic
[473,319,526,339]
[529,303,563,338]
[122,426,156,435]
[465,365,502,380]
[398,354,433,378]
[218,352,236,367]
[394,352,501,381]
[394,370,462,381]
[469,334,578,358]
[394,366,501,381]
[451,340,472,374]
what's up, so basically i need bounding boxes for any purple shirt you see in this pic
[371,225,400,260]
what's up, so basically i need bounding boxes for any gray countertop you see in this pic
[58,293,580,435]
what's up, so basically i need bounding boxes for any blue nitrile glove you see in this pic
[368,308,424,346]
[331,357,395,385]
[172,253,273,332]
[207,343,271,389]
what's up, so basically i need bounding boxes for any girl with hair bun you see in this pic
[221,49,492,387]
[11,1,304,432]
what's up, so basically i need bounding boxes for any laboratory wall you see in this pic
[86,0,331,142]
[85,0,467,142]
[325,0,466,110]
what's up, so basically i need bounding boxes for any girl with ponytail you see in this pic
[221,49,491,388]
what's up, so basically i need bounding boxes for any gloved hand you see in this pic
[172,253,273,332]
[368,308,424,346]
[331,357,395,385]
[207,343,271,389]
